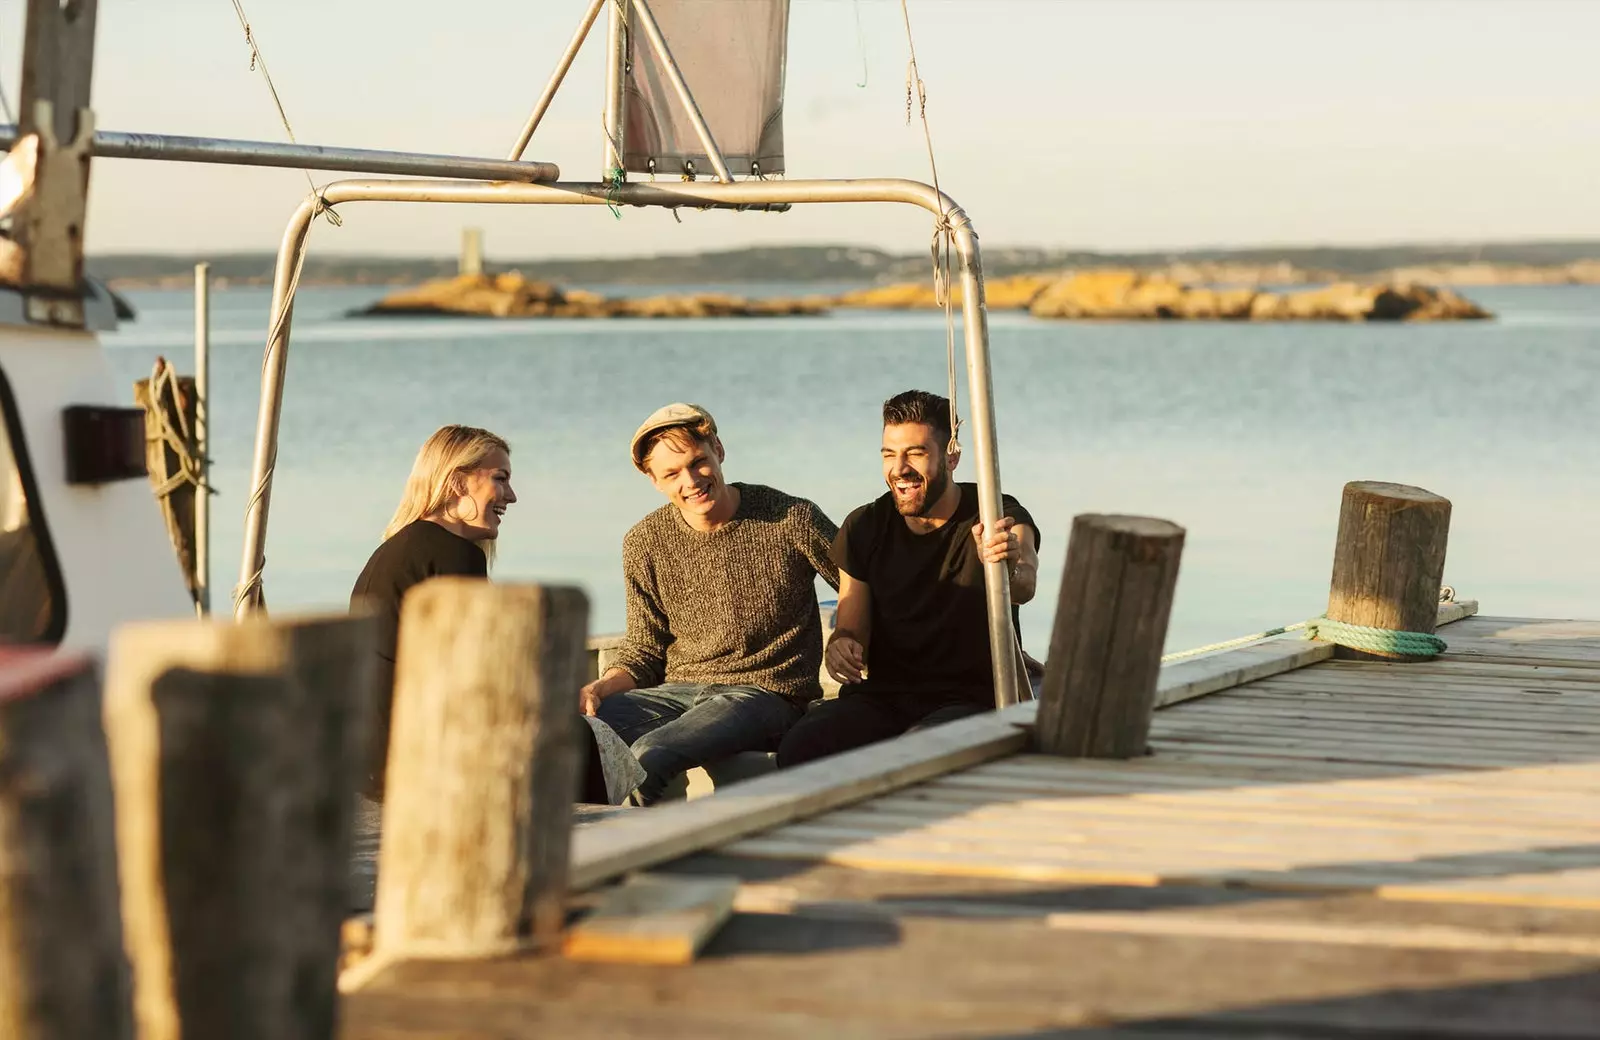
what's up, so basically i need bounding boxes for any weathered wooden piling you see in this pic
[0,650,132,1040]
[371,579,588,963]
[1034,514,1186,758]
[1326,480,1451,661]
[103,612,375,1040]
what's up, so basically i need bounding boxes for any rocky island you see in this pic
[348,272,829,320]
[836,270,1491,322]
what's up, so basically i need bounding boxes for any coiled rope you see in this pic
[1160,592,1456,663]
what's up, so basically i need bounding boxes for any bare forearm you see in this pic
[1009,559,1038,605]
[598,667,638,697]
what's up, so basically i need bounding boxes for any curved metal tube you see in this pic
[0,124,561,182]
[235,177,1021,710]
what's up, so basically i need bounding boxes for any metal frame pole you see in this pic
[231,176,1018,710]
[507,0,607,162]
[0,125,561,182]
[194,261,211,618]
[628,0,733,183]
[601,0,627,177]
[950,219,1023,707]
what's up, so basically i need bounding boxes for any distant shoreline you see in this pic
[91,241,1600,292]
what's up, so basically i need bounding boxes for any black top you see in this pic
[833,482,1038,703]
[350,519,487,798]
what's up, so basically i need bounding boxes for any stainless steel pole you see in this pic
[194,261,211,618]
[628,0,733,184]
[235,178,1011,627]
[234,195,318,618]
[601,0,627,177]
[0,125,561,182]
[507,0,607,161]
[950,216,1023,708]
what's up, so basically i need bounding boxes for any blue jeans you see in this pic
[595,683,804,806]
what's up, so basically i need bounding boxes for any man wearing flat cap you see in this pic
[581,402,840,805]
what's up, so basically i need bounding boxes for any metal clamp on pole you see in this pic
[8,0,101,328]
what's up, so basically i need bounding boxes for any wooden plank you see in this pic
[1165,701,1600,737]
[721,837,1600,910]
[1436,617,1600,667]
[1256,674,1600,700]
[1151,732,1563,769]
[1040,910,1600,957]
[1315,657,1600,684]
[941,757,1600,798]
[1261,669,1600,694]
[562,874,739,965]
[759,809,1600,859]
[855,786,1600,833]
[1197,684,1600,713]
[927,758,1600,803]
[1155,718,1600,756]
[1157,637,1332,708]
[1182,690,1600,722]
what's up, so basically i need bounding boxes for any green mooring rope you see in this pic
[1161,614,1447,664]
[1302,616,1447,657]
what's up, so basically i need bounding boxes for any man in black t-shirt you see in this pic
[776,389,1040,768]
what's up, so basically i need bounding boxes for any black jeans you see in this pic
[776,686,990,768]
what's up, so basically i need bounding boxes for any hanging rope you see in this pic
[897,0,961,455]
[852,0,869,89]
[226,0,341,227]
[222,0,347,612]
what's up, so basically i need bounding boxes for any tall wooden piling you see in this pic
[1035,515,1185,758]
[372,579,588,962]
[0,650,132,1040]
[103,612,375,1040]
[1326,480,1451,661]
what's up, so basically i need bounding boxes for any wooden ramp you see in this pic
[342,616,1600,1039]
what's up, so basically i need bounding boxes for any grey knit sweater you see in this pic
[610,483,840,702]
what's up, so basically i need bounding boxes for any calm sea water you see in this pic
[102,283,1600,656]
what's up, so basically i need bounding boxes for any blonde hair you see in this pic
[383,425,511,563]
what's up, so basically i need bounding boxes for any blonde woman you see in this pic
[350,424,516,799]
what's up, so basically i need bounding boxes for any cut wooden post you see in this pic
[1326,480,1451,661]
[372,579,588,962]
[0,650,132,1040]
[1035,515,1186,758]
[103,612,376,1040]
[563,873,739,965]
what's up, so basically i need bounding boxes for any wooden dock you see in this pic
[339,610,1600,1039]
[11,482,1598,1040]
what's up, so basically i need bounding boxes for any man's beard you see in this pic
[891,463,950,517]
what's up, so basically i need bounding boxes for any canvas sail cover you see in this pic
[622,0,789,177]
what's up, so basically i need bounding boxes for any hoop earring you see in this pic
[455,495,480,523]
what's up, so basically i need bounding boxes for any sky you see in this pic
[5,0,1599,259]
